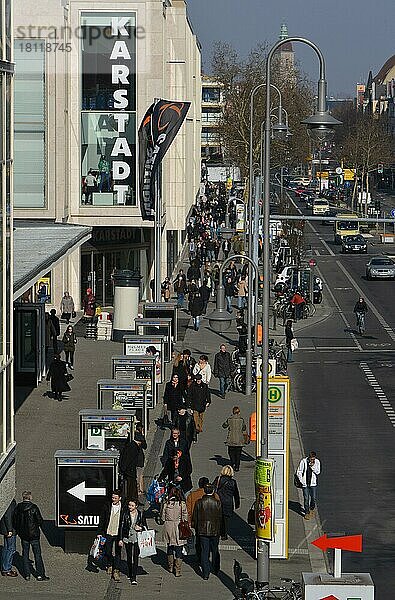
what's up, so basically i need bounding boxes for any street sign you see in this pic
[343,168,356,181]
[55,450,118,528]
[335,167,343,175]
[390,208,395,218]
[312,534,362,553]
[309,258,317,267]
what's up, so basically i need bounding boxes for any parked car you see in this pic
[366,256,395,280]
[341,234,368,254]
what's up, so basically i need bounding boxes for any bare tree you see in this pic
[210,41,314,179]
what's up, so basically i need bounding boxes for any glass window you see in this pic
[202,88,221,103]
[14,43,45,208]
[202,110,221,124]
[201,128,220,144]
[5,0,10,61]
[81,112,136,206]
[81,13,136,111]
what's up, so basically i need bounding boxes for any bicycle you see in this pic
[234,561,302,600]
[268,340,288,374]
[356,311,366,335]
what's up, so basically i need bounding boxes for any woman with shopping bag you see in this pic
[161,486,189,577]
[118,500,148,585]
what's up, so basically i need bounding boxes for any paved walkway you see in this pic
[2,290,329,599]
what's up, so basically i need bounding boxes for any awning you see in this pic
[14,221,92,299]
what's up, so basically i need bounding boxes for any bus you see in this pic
[334,214,360,244]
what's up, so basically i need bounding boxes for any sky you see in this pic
[186,0,394,97]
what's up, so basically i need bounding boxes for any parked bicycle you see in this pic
[234,560,302,599]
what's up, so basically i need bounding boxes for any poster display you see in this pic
[123,335,164,384]
[254,458,274,541]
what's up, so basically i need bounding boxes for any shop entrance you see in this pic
[14,303,46,386]
[81,227,149,307]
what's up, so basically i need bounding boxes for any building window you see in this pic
[81,112,136,206]
[202,88,221,103]
[14,43,45,208]
[201,128,220,144]
[81,13,137,206]
[201,109,221,124]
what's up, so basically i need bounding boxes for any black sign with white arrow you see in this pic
[55,451,118,528]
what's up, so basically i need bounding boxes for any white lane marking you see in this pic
[360,362,395,427]
[336,260,395,343]
[286,191,335,256]
[315,266,362,351]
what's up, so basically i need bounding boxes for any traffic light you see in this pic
[378,163,384,174]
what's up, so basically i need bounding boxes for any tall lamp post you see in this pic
[258,37,341,588]
[246,83,286,396]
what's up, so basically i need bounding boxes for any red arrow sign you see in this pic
[312,533,362,552]
[320,596,339,600]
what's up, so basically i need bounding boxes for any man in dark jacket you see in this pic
[13,491,48,581]
[97,490,123,581]
[49,309,60,353]
[199,281,211,315]
[187,374,211,434]
[161,427,190,467]
[192,484,222,580]
[163,374,186,423]
[190,290,204,331]
[118,440,140,500]
[173,407,196,448]
[213,344,233,398]
[0,499,17,577]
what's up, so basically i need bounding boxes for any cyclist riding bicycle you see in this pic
[353,297,368,334]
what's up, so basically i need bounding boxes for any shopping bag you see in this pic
[89,535,106,559]
[290,338,299,351]
[137,529,157,558]
[186,533,196,555]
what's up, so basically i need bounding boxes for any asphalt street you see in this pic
[288,191,395,598]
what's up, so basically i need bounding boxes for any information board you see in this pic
[134,318,172,362]
[123,335,164,383]
[79,410,136,451]
[55,450,118,528]
[97,379,148,430]
[112,356,156,407]
[143,302,178,340]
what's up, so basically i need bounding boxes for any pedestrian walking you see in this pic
[285,319,294,363]
[60,291,75,324]
[171,353,189,390]
[192,483,222,580]
[187,477,220,562]
[134,423,147,495]
[46,354,70,401]
[49,309,60,353]
[0,499,17,577]
[161,277,171,302]
[296,451,321,520]
[162,486,189,577]
[97,490,123,581]
[163,374,186,424]
[222,238,231,259]
[82,287,96,319]
[161,427,190,468]
[222,406,248,471]
[224,277,236,313]
[173,407,196,448]
[213,344,233,398]
[190,289,204,331]
[213,466,240,539]
[13,491,49,581]
[290,290,305,321]
[173,271,187,308]
[192,355,212,385]
[62,325,77,369]
[119,438,141,500]
[236,276,248,310]
[199,280,211,314]
[160,448,193,494]
[187,374,211,435]
[118,499,147,585]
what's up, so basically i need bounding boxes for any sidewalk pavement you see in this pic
[2,293,329,599]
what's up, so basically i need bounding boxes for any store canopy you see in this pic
[14,221,92,299]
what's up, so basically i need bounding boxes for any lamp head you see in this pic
[302,111,342,144]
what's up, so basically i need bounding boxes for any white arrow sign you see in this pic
[67,481,106,502]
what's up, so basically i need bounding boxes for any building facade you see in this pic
[201,75,224,167]
[0,0,15,518]
[14,0,201,308]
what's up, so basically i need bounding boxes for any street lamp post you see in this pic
[258,37,341,588]
[246,83,284,395]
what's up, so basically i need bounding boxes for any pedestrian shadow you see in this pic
[216,568,237,595]
[149,546,169,571]
[288,500,304,516]
[240,451,255,463]
[42,519,64,548]
[209,454,230,467]
[227,513,255,559]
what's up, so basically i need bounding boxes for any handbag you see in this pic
[290,338,299,351]
[89,535,106,559]
[137,529,157,558]
[243,431,250,445]
[178,519,193,540]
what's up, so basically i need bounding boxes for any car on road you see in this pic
[312,198,330,216]
[341,234,368,254]
[365,256,395,280]
[294,186,306,197]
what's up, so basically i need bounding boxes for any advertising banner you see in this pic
[255,458,274,541]
[138,100,190,220]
